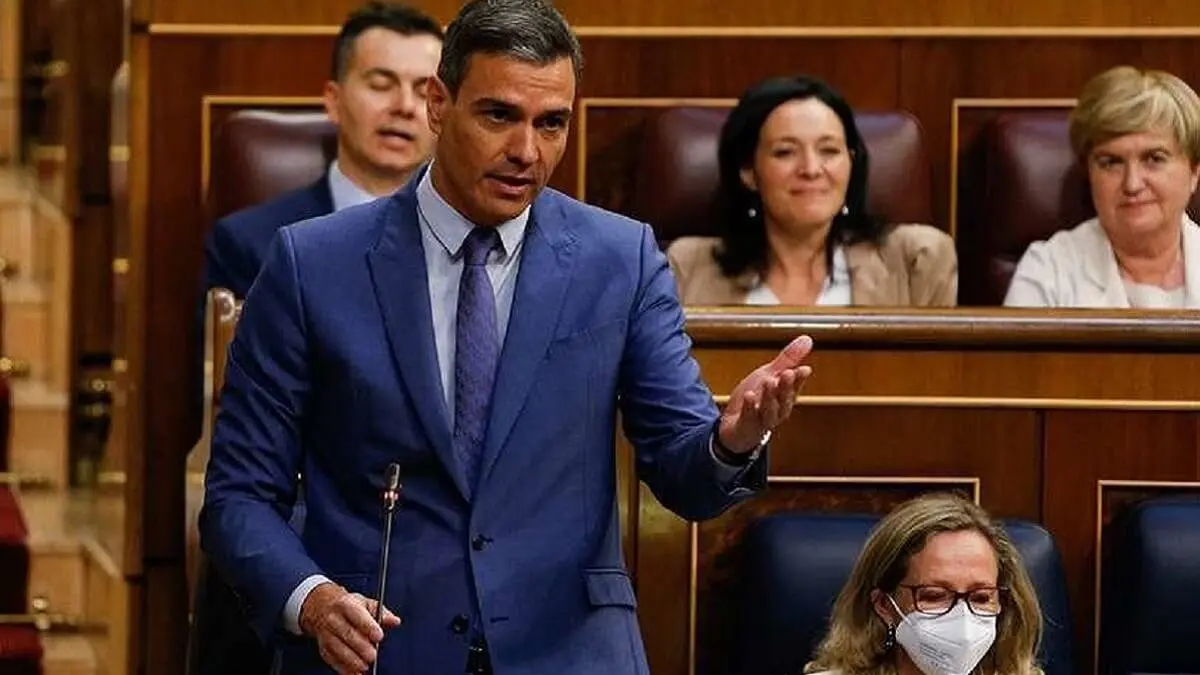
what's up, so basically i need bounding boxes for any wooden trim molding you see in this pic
[683,307,1200,348]
[146,24,1200,38]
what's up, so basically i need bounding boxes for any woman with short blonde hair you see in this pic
[1006,65,1200,308]
[805,493,1043,675]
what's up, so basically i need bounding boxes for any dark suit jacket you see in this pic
[203,178,334,297]
[200,174,767,675]
[188,178,332,675]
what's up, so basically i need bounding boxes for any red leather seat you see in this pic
[207,109,336,220]
[626,107,934,245]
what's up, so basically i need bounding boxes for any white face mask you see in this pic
[887,595,997,675]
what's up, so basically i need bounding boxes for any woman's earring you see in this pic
[883,624,896,651]
[748,206,758,218]
[841,204,850,216]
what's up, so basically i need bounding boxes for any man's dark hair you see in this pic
[438,0,583,96]
[331,2,445,81]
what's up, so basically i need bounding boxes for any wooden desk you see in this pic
[627,308,1200,675]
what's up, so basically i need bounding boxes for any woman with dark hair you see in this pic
[667,76,957,306]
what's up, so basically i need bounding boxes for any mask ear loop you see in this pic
[883,594,906,651]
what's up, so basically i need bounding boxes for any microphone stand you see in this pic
[372,463,402,675]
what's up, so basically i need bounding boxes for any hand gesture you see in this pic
[718,335,813,453]
[299,581,402,674]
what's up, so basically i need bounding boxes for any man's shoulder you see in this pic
[282,194,395,252]
[212,181,332,247]
[537,187,648,245]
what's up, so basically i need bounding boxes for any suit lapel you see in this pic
[478,196,578,487]
[366,185,469,502]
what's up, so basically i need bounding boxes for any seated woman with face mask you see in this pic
[804,494,1044,675]
[667,75,957,307]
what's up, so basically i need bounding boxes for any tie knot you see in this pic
[462,227,501,266]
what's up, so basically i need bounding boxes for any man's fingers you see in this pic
[769,335,813,372]
[759,376,782,425]
[342,595,385,644]
[319,636,369,675]
[364,597,403,629]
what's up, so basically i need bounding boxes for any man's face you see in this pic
[324,27,441,186]
[426,53,575,226]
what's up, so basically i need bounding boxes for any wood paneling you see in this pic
[651,314,1200,675]
[148,0,1200,29]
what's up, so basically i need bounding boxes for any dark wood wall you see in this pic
[120,2,1200,674]
[140,0,1200,27]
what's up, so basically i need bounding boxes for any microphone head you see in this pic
[384,463,401,491]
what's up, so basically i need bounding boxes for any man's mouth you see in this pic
[378,129,416,142]
[488,174,534,188]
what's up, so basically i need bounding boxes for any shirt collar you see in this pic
[415,162,530,259]
[327,159,377,211]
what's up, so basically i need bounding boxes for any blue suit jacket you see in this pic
[203,178,334,298]
[199,176,768,675]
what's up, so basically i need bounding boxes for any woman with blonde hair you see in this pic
[1005,65,1200,307]
[805,493,1043,675]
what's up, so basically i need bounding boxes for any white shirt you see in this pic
[1004,216,1200,309]
[326,160,377,211]
[744,246,852,306]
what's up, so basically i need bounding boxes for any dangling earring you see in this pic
[841,204,850,216]
[748,206,758,218]
[883,623,896,651]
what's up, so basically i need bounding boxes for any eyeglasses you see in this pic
[896,584,1005,617]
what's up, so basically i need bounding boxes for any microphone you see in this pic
[372,463,402,675]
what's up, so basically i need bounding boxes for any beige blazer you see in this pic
[1003,216,1200,308]
[666,223,958,306]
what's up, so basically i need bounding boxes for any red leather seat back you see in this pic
[207,109,336,220]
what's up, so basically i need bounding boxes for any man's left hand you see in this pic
[718,335,813,453]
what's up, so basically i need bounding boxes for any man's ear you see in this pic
[426,77,451,136]
[322,80,342,126]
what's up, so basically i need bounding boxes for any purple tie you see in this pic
[453,227,501,493]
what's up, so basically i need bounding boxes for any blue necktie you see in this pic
[453,227,502,494]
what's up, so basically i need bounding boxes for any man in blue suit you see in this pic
[199,1,814,674]
[190,5,442,675]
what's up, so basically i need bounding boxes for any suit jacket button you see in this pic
[450,614,469,634]
[471,535,488,551]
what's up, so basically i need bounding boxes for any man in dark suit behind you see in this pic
[188,4,443,675]
[202,1,443,297]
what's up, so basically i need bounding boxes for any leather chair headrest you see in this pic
[1101,496,1200,675]
[207,109,337,221]
[628,107,934,245]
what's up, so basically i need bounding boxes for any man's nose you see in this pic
[506,126,537,165]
